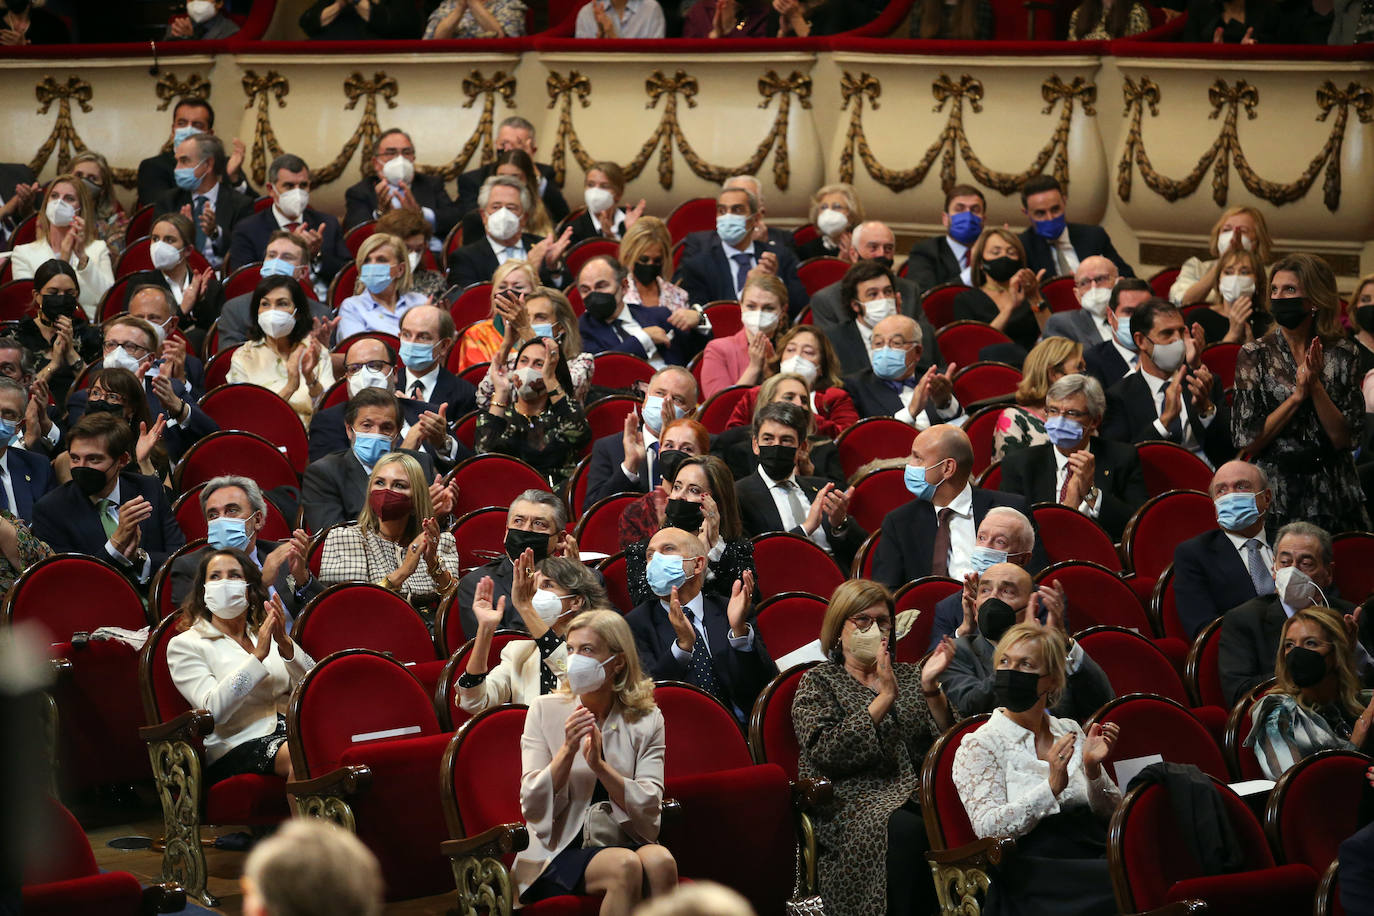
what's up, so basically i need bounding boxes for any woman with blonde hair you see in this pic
[993,336,1086,461]
[699,274,791,399]
[953,226,1048,358]
[1170,206,1274,306]
[70,151,128,254]
[9,174,114,319]
[515,608,678,915]
[619,216,689,312]
[337,233,424,340]
[456,257,539,371]
[794,183,863,261]
[1190,245,1271,345]
[475,284,594,406]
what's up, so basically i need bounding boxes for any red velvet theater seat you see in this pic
[747,661,820,779]
[753,592,828,660]
[1265,749,1371,871]
[1085,693,1229,784]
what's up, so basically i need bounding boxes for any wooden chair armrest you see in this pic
[139,709,213,743]
[927,835,1017,869]
[141,882,187,915]
[286,764,372,798]
[441,823,530,860]
[793,777,833,810]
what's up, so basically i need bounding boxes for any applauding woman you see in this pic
[9,175,113,319]
[19,259,101,410]
[167,548,314,784]
[228,276,334,424]
[515,609,677,912]
[477,337,592,487]
[954,227,1048,359]
[699,275,790,400]
[124,214,222,339]
[618,418,711,547]
[1188,246,1271,345]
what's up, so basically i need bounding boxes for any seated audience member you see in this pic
[1173,460,1277,639]
[165,0,240,38]
[735,402,867,570]
[514,609,677,910]
[319,452,460,615]
[1103,297,1230,468]
[456,118,569,227]
[299,0,422,39]
[70,368,178,484]
[1248,606,1374,779]
[423,0,526,37]
[0,378,54,523]
[1001,374,1146,541]
[241,819,383,916]
[724,327,859,440]
[1017,174,1134,279]
[228,276,334,424]
[1182,0,1276,40]
[1330,0,1374,42]
[576,0,666,36]
[169,475,318,617]
[0,161,39,248]
[228,153,350,285]
[1041,257,1119,347]
[675,184,809,312]
[0,1,69,44]
[0,505,50,594]
[700,275,790,399]
[585,366,699,505]
[620,419,712,547]
[136,98,238,208]
[459,149,555,243]
[215,233,333,350]
[0,337,57,454]
[337,233,426,340]
[17,259,101,409]
[793,183,862,262]
[624,455,754,606]
[1219,521,1359,704]
[792,578,955,916]
[32,414,185,586]
[1351,273,1374,382]
[679,176,792,256]
[843,314,961,427]
[474,286,592,406]
[344,129,459,239]
[123,213,224,341]
[908,0,994,37]
[456,259,539,371]
[619,216,692,314]
[718,369,847,484]
[819,240,942,375]
[478,337,591,486]
[578,255,709,367]
[1069,0,1150,37]
[9,176,114,319]
[167,548,310,785]
[906,185,985,290]
[873,423,1041,588]
[1188,246,1271,345]
[397,303,478,413]
[1082,277,1151,389]
[154,134,255,270]
[567,162,643,244]
[952,623,1122,915]
[1169,206,1273,306]
[1233,254,1369,533]
[448,175,570,290]
[682,0,779,36]
[70,152,128,254]
[459,554,608,715]
[300,387,440,532]
[953,227,1047,359]
[926,506,1038,648]
[627,527,775,719]
[944,563,1114,721]
[374,208,435,282]
[993,336,1085,462]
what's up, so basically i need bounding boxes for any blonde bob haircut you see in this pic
[1209,206,1273,264]
[820,578,895,658]
[37,174,98,249]
[357,452,433,542]
[1268,253,1343,341]
[993,623,1068,708]
[970,228,1028,287]
[489,258,539,316]
[1273,606,1364,718]
[1015,336,1083,407]
[353,232,413,296]
[561,609,657,719]
[619,216,673,285]
[807,183,864,228]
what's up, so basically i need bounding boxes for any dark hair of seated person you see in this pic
[177,547,272,631]
[245,276,313,347]
[344,386,403,429]
[67,403,137,464]
[87,366,167,471]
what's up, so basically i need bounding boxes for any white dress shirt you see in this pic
[0,450,18,517]
[613,305,665,369]
[1139,368,1215,462]
[487,234,526,265]
[940,483,977,581]
[944,236,973,286]
[1052,445,1102,518]
[1223,528,1273,575]
[99,479,152,581]
[1109,334,1139,370]
[619,423,660,483]
[756,465,832,553]
[665,590,754,664]
[719,238,755,298]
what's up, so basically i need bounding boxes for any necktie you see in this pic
[1246,539,1276,596]
[504,246,521,260]
[410,381,424,400]
[779,481,810,531]
[99,498,118,539]
[960,250,969,268]
[648,442,660,489]
[192,195,208,253]
[1058,467,1071,504]
[682,609,722,699]
[285,221,300,233]
[613,320,630,343]
[932,507,953,578]
[732,253,753,294]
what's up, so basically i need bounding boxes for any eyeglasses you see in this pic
[345,360,391,377]
[103,340,150,358]
[1075,274,1114,289]
[847,614,892,634]
[1044,407,1088,421]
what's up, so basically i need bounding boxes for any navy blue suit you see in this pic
[674,236,809,315]
[227,206,350,282]
[578,303,705,367]
[64,375,217,463]
[1083,339,1133,391]
[306,398,471,466]
[32,472,185,578]
[395,367,479,424]
[1018,223,1135,279]
[0,446,56,525]
[583,432,644,507]
[1172,528,1266,638]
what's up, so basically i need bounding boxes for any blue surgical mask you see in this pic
[531,323,555,339]
[1033,213,1067,241]
[207,516,251,551]
[1114,317,1137,352]
[646,551,691,598]
[360,263,394,295]
[716,213,750,246]
[970,545,1007,574]
[870,347,909,380]
[351,432,391,468]
[641,394,676,434]
[1215,492,1262,532]
[173,163,203,191]
[173,126,202,147]
[0,417,16,447]
[259,258,296,278]
[399,341,434,370]
[948,210,983,246]
[1044,415,1084,450]
[903,463,945,502]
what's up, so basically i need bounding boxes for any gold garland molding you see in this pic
[546,68,812,190]
[1117,76,1373,212]
[420,71,517,182]
[27,76,92,179]
[837,71,1096,196]
[154,72,214,158]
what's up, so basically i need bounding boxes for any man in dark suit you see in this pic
[447,175,569,290]
[0,161,40,247]
[455,116,569,226]
[167,475,320,620]
[577,256,707,367]
[734,402,868,572]
[153,133,255,269]
[808,222,927,334]
[1017,174,1134,279]
[1102,297,1232,468]
[674,185,808,314]
[626,526,776,722]
[123,286,208,396]
[1174,460,1277,639]
[0,378,54,524]
[215,233,333,351]
[843,313,958,426]
[396,304,478,418]
[32,414,184,587]
[679,175,793,258]
[925,506,1040,649]
[1083,278,1152,390]
[584,366,699,506]
[905,184,985,292]
[873,423,1044,589]
[136,97,253,208]
[1041,256,1120,347]
[1000,373,1147,541]
[830,259,944,381]
[343,129,461,239]
[227,153,350,282]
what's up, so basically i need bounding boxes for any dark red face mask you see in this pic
[368,488,413,521]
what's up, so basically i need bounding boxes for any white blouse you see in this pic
[9,237,115,320]
[952,708,1121,839]
[457,637,568,716]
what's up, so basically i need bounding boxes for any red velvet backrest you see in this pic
[1124,491,1217,582]
[836,417,918,480]
[1200,342,1242,391]
[1189,617,1227,709]
[1271,750,1369,869]
[753,593,828,658]
[1332,532,1374,608]
[653,683,752,779]
[697,386,750,435]
[1089,694,1228,783]
[24,796,97,884]
[1154,564,1189,641]
[446,705,529,839]
[933,321,1013,367]
[1075,627,1188,704]
[450,507,508,572]
[564,238,621,280]
[198,384,310,474]
[1034,561,1150,632]
[703,301,742,339]
[142,614,192,727]
[1032,504,1122,570]
[747,663,816,779]
[584,396,640,443]
[918,283,969,330]
[590,351,656,389]
[952,362,1022,404]
[796,257,850,294]
[449,454,552,517]
[3,554,147,646]
[921,714,991,850]
[1041,275,1079,312]
[449,283,494,328]
[664,198,717,242]
[1136,444,1213,497]
[565,456,593,519]
[293,584,439,664]
[962,404,1002,475]
[751,533,844,600]
[575,494,641,555]
[175,430,299,493]
[894,576,960,657]
[600,553,633,614]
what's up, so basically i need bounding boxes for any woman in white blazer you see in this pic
[515,609,678,915]
[9,175,114,320]
[167,547,314,785]
[458,552,610,717]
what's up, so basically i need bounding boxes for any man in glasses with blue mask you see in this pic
[925,507,1034,649]
[584,365,699,505]
[216,232,334,351]
[842,312,959,426]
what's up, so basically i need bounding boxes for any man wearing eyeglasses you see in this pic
[1040,256,1120,347]
[342,129,460,247]
[999,372,1146,541]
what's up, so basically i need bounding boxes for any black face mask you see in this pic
[657,448,689,486]
[977,597,1017,644]
[994,668,1044,713]
[504,527,551,563]
[583,292,618,323]
[71,465,110,498]
[663,497,705,532]
[869,256,894,271]
[1357,306,1374,335]
[632,260,662,287]
[1271,297,1311,330]
[756,444,797,481]
[1286,646,1329,688]
[41,292,78,323]
[982,256,1021,285]
[85,399,123,417]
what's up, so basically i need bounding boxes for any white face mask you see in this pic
[1218,275,1255,303]
[275,187,309,220]
[257,309,296,339]
[46,199,76,228]
[1079,286,1111,318]
[204,579,249,619]
[146,318,170,346]
[531,588,574,625]
[186,0,217,22]
[1275,566,1323,610]
[486,207,521,241]
[407,250,421,272]
[381,156,414,185]
[862,297,897,327]
[815,208,849,238]
[778,355,818,384]
[741,308,779,335]
[565,653,613,695]
[1217,229,1253,255]
[347,367,392,397]
[105,345,143,374]
[150,239,183,272]
[584,186,615,216]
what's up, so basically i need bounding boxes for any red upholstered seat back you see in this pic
[919,283,969,330]
[446,705,529,839]
[175,430,299,493]
[664,198,716,242]
[1032,504,1122,571]
[747,662,817,779]
[574,494,641,555]
[1089,694,1228,783]
[753,592,828,659]
[894,576,960,659]
[440,632,529,728]
[934,320,1013,367]
[697,385,750,435]
[25,796,98,884]
[1136,442,1214,497]
[703,301,742,339]
[599,552,633,614]
[4,554,147,645]
[141,614,192,727]
[920,714,991,850]
[1153,563,1190,641]
[752,532,844,600]
[1270,750,1370,870]
[564,456,593,519]
[1075,627,1189,704]
[1034,561,1151,632]
[0,279,34,322]
[962,404,1002,476]
[198,384,310,474]
[1332,531,1374,606]
[836,417,918,480]
[450,507,508,573]
[448,454,552,517]
[1040,275,1079,312]
[1200,342,1242,391]
[796,256,850,295]
[1186,617,1227,709]
[591,351,656,390]
[653,683,752,779]
[564,238,621,281]
[584,396,640,444]
[952,361,1021,405]
[293,584,438,665]
[1124,490,1216,583]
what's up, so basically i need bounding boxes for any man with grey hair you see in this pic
[229,152,350,283]
[168,474,318,619]
[926,506,1036,648]
[843,312,959,428]
[585,364,700,505]
[241,819,382,916]
[456,115,569,224]
[1000,372,1146,540]
[675,182,808,312]
[0,376,54,523]
[447,175,570,289]
[344,128,460,240]
[153,132,255,267]
[1041,256,1121,347]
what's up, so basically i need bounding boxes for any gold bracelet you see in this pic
[375,575,397,592]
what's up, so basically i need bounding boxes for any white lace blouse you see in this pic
[952,708,1121,839]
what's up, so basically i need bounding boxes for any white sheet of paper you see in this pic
[1112,753,1163,788]
[1228,779,1276,797]
[776,639,827,671]
[351,725,422,743]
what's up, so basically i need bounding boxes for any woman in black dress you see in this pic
[952,227,1049,361]
[17,259,101,411]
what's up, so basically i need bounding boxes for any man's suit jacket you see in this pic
[1102,370,1233,468]
[735,471,868,572]
[65,375,216,463]
[905,235,965,293]
[827,318,943,379]
[626,593,777,719]
[578,303,704,367]
[152,184,256,259]
[0,162,38,242]
[999,438,1148,541]
[344,172,461,238]
[681,226,793,258]
[136,151,175,209]
[216,292,334,351]
[32,472,184,576]
[447,233,559,290]
[842,368,951,423]
[395,367,479,426]
[1,446,56,525]
[122,268,224,334]
[1219,592,1354,706]
[1084,339,1132,391]
[674,237,809,314]
[1041,309,1104,348]
[584,432,645,507]
[807,275,927,334]
[306,398,466,464]
[944,632,1114,722]
[169,537,322,619]
[1018,222,1135,279]
[227,206,351,281]
[1173,528,1268,639]
[455,162,568,226]
[300,448,436,533]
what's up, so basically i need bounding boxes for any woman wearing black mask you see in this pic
[951,622,1122,916]
[618,216,689,313]
[18,259,100,410]
[953,227,1049,360]
[617,417,711,547]
[1348,273,1374,386]
[1233,253,1369,534]
[1247,606,1374,779]
[623,455,754,606]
